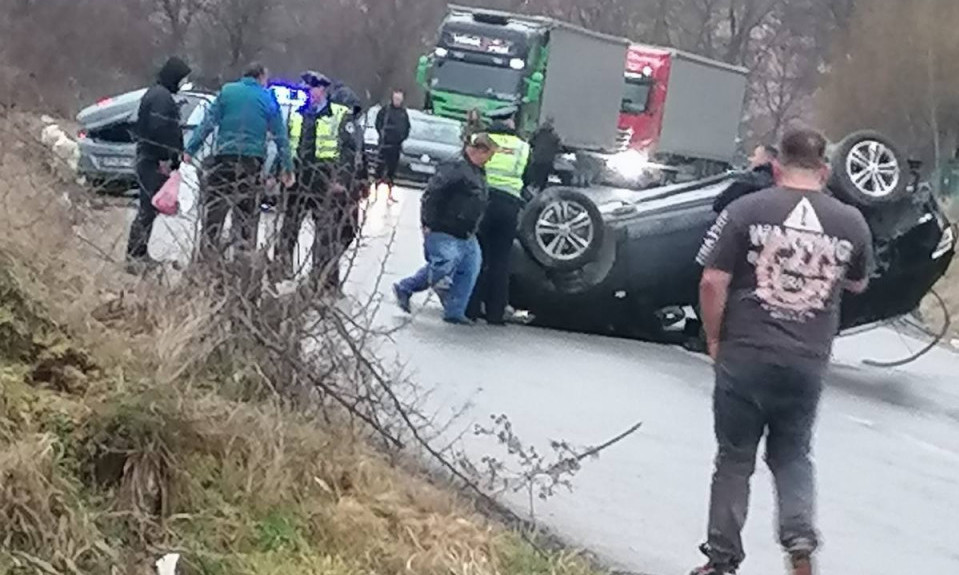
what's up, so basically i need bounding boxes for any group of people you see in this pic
[129,57,871,575]
[125,57,410,293]
[392,107,562,325]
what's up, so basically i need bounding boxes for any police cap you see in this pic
[301,71,331,88]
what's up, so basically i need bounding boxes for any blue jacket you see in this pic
[185,77,293,172]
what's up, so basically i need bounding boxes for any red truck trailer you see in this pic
[618,44,749,175]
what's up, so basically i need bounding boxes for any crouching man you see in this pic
[393,133,498,325]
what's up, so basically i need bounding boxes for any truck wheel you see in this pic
[519,187,605,272]
[829,130,908,207]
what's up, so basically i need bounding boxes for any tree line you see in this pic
[1,0,954,166]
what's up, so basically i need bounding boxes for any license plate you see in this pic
[409,162,436,174]
[100,156,133,168]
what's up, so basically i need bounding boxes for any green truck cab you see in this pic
[416,5,629,161]
[416,7,548,136]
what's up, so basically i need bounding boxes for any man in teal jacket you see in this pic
[184,62,294,258]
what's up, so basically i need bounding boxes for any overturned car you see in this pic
[509,130,956,341]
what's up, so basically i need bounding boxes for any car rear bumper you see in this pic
[77,141,137,182]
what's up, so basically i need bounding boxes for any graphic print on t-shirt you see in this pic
[748,197,855,323]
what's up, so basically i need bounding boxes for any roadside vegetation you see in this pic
[0,112,604,574]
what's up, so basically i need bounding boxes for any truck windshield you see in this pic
[431,59,522,101]
[621,78,652,115]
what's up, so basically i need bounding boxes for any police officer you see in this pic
[320,85,369,293]
[466,107,530,325]
[277,71,350,287]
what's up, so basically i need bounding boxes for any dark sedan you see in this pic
[364,106,463,183]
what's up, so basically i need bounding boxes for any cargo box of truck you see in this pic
[620,45,749,165]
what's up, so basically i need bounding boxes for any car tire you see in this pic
[828,130,908,207]
[518,187,605,272]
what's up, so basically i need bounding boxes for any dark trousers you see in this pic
[277,163,357,288]
[523,160,552,190]
[200,155,264,259]
[467,191,521,323]
[126,158,168,261]
[704,354,823,569]
[376,145,401,185]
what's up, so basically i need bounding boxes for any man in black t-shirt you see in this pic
[690,129,873,575]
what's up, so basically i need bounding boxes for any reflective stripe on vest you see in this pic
[288,103,349,160]
[485,133,530,197]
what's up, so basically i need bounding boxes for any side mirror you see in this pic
[524,72,544,104]
[416,55,430,88]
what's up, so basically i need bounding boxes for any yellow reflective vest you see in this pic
[486,132,530,198]
[288,103,349,161]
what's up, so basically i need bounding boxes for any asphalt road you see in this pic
[144,184,959,575]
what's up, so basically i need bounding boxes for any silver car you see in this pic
[76,88,215,190]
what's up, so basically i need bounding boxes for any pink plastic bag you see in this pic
[151,170,181,216]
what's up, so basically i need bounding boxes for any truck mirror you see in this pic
[525,72,544,103]
[416,55,430,87]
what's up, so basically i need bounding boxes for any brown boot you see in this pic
[790,554,813,575]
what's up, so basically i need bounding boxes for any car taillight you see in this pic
[96,97,113,106]
[77,130,87,140]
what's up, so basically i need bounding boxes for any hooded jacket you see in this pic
[136,57,191,166]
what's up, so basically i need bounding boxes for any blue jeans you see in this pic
[396,232,482,320]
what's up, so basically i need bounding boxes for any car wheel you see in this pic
[519,187,605,272]
[829,130,908,207]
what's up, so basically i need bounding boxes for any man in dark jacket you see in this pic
[467,109,529,325]
[524,116,561,191]
[374,89,411,202]
[393,134,498,324]
[712,144,778,213]
[125,56,191,271]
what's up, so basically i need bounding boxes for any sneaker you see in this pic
[393,283,412,314]
[689,564,736,575]
[443,316,475,326]
[689,545,737,575]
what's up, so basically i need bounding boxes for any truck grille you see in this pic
[615,127,633,152]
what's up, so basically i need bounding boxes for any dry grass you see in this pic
[0,112,604,575]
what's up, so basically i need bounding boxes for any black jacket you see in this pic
[337,109,369,192]
[135,57,191,166]
[421,153,489,239]
[529,124,561,165]
[712,163,775,213]
[375,104,411,147]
